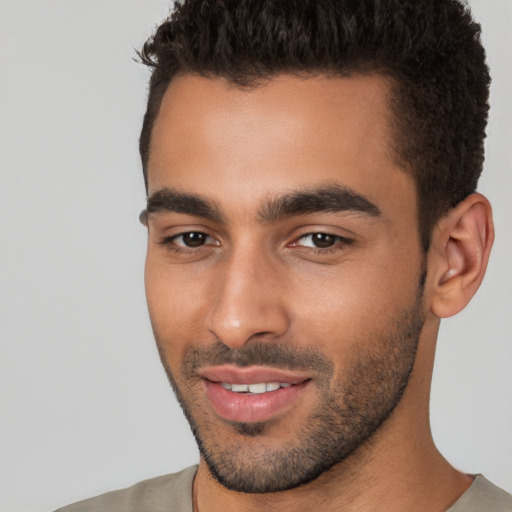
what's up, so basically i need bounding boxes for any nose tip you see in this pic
[206,255,290,349]
[209,309,285,349]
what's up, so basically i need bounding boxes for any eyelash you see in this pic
[158,232,217,253]
[292,233,354,253]
[159,230,354,256]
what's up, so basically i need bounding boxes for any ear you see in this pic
[428,193,494,318]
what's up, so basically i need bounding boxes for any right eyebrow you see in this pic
[257,184,381,223]
[141,188,224,224]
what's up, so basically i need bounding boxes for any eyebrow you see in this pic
[141,184,380,225]
[142,189,223,223]
[258,184,381,223]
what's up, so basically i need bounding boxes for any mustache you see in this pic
[180,341,334,379]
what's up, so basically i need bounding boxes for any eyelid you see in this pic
[289,230,355,252]
[156,225,354,253]
[157,228,221,252]
[291,226,354,241]
[299,233,351,243]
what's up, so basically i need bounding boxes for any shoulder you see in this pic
[448,475,512,512]
[54,465,198,512]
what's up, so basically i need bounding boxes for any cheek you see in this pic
[287,254,420,355]
[144,255,210,351]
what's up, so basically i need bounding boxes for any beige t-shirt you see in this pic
[55,467,512,512]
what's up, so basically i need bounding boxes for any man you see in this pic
[56,0,512,510]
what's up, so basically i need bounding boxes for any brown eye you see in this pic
[293,232,354,252]
[159,231,220,252]
[177,232,210,247]
[296,233,337,248]
[310,233,336,248]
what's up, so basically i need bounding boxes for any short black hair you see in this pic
[139,0,490,250]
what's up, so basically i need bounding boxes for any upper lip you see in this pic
[198,365,311,385]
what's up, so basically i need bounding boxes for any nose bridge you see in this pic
[206,240,289,348]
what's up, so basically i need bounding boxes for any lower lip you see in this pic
[203,380,310,424]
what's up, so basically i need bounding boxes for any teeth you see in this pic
[248,383,267,394]
[231,383,249,392]
[222,382,293,394]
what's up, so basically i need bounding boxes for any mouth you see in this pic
[198,365,312,424]
[221,382,292,394]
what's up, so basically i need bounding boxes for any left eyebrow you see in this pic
[258,184,381,223]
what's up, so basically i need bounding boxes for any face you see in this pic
[144,74,427,492]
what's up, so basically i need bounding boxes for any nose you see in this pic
[205,245,290,349]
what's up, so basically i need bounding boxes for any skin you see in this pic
[144,74,494,511]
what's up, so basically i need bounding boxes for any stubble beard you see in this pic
[155,282,425,494]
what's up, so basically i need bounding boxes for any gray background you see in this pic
[1,1,510,511]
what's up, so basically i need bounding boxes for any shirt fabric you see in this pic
[54,466,512,512]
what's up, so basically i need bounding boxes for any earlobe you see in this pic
[429,193,494,318]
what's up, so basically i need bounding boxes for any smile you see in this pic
[221,382,293,394]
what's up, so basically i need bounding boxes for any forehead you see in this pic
[147,73,414,222]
